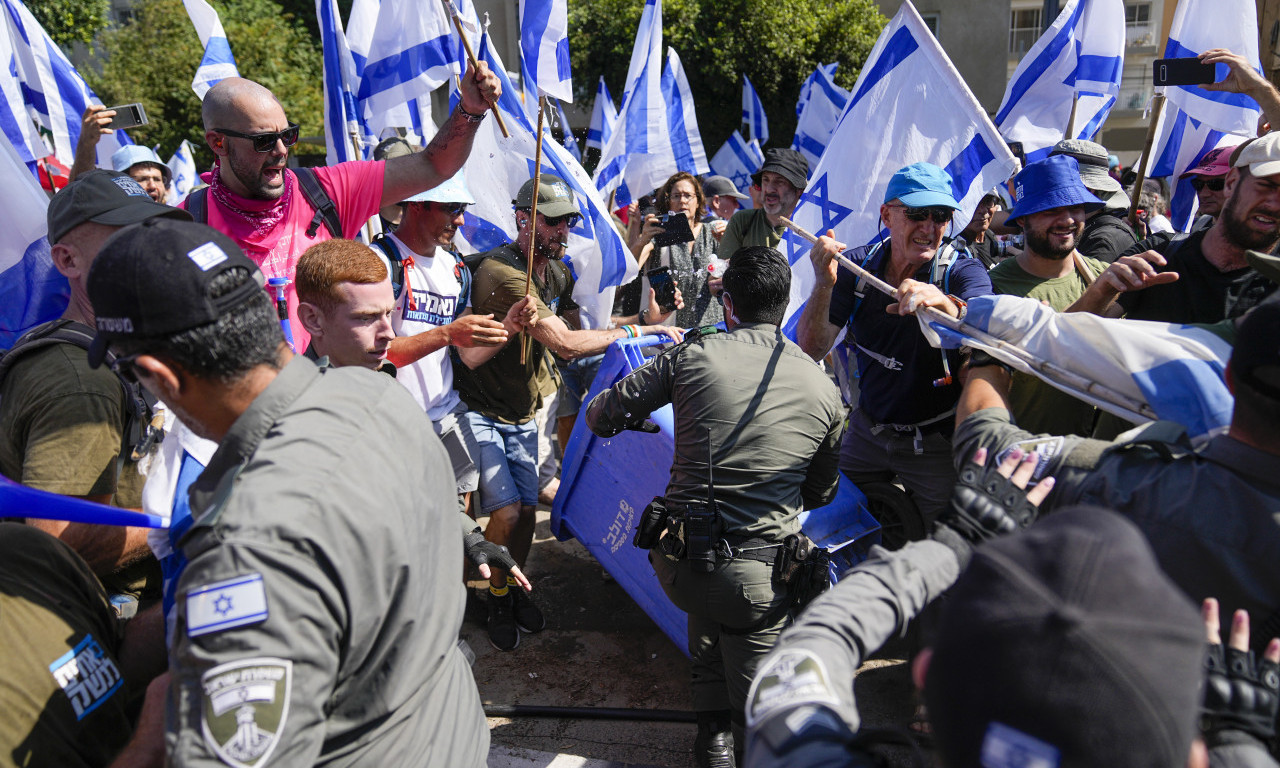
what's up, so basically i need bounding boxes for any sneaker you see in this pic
[487,592,520,651]
[511,588,546,634]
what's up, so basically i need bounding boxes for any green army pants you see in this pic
[651,549,790,718]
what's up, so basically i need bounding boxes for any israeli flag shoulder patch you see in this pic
[187,573,269,637]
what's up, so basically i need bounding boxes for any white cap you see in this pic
[402,170,475,205]
[1233,132,1280,178]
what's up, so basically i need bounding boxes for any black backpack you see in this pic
[187,167,342,239]
[0,319,158,464]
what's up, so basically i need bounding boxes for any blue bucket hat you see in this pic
[1006,155,1105,224]
[883,162,961,209]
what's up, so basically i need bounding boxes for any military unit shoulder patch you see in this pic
[201,657,293,768]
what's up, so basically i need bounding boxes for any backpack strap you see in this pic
[187,186,209,224]
[450,250,471,321]
[369,234,406,300]
[293,167,342,239]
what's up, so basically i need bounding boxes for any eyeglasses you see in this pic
[888,204,953,224]
[542,212,581,228]
[214,123,301,153]
[716,290,731,307]
[668,191,697,201]
[432,202,468,216]
[1190,178,1225,192]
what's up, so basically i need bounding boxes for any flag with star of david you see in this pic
[779,0,1020,339]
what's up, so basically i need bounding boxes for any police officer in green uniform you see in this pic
[951,270,1280,654]
[585,246,845,768]
[85,220,489,766]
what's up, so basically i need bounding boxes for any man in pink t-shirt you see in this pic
[185,62,500,351]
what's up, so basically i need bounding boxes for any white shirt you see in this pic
[376,233,469,421]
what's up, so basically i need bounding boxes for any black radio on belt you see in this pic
[633,497,670,550]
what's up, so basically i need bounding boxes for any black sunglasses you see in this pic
[889,204,953,224]
[1190,178,1225,192]
[215,123,301,153]
[420,201,468,216]
[542,212,582,228]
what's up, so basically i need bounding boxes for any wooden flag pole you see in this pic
[1065,93,1079,139]
[520,96,547,365]
[443,0,509,138]
[1127,93,1166,228]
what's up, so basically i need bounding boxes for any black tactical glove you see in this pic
[1202,642,1280,748]
[625,418,660,434]
[463,530,518,572]
[933,454,1042,566]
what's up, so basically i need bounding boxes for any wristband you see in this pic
[457,104,487,122]
[947,294,968,322]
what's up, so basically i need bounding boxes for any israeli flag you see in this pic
[183,0,240,100]
[1162,0,1262,136]
[0,0,131,170]
[520,0,572,103]
[346,0,440,150]
[0,127,65,348]
[554,100,580,160]
[792,64,850,168]
[586,76,618,151]
[780,1,1020,338]
[995,0,1125,164]
[741,74,769,144]
[709,130,764,195]
[462,31,636,329]
[317,0,365,164]
[1149,112,1245,231]
[355,0,462,118]
[797,63,839,118]
[924,295,1234,438]
[661,47,708,176]
[167,140,198,203]
[593,0,674,207]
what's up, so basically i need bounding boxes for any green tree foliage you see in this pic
[570,0,886,165]
[86,0,324,171]
[28,0,111,49]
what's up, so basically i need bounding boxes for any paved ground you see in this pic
[461,510,928,767]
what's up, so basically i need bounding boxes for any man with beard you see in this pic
[718,149,809,258]
[1047,139,1139,264]
[453,174,682,652]
[798,163,993,529]
[1069,133,1280,323]
[186,63,499,353]
[987,156,1109,436]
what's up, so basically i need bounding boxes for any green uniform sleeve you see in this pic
[584,348,677,437]
[168,539,347,767]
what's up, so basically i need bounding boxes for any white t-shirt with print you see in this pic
[376,233,470,421]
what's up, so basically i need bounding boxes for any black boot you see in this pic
[694,710,736,768]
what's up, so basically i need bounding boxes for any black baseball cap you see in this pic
[86,219,263,368]
[47,169,189,244]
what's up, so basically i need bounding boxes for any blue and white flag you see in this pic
[0,125,64,348]
[520,0,572,103]
[1162,0,1261,136]
[1149,111,1244,231]
[593,0,673,207]
[346,0,439,150]
[461,32,635,328]
[741,74,769,144]
[661,47,708,176]
[792,64,850,168]
[167,139,198,203]
[553,100,580,160]
[708,130,763,195]
[355,0,462,118]
[780,1,1020,338]
[797,62,838,118]
[995,0,1125,164]
[317,0,365,164]
[586,76,618,151]
[183,0,240,100]
[0,0,131,171]
[923,294,1233,438]
[1147,0,1260,231]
